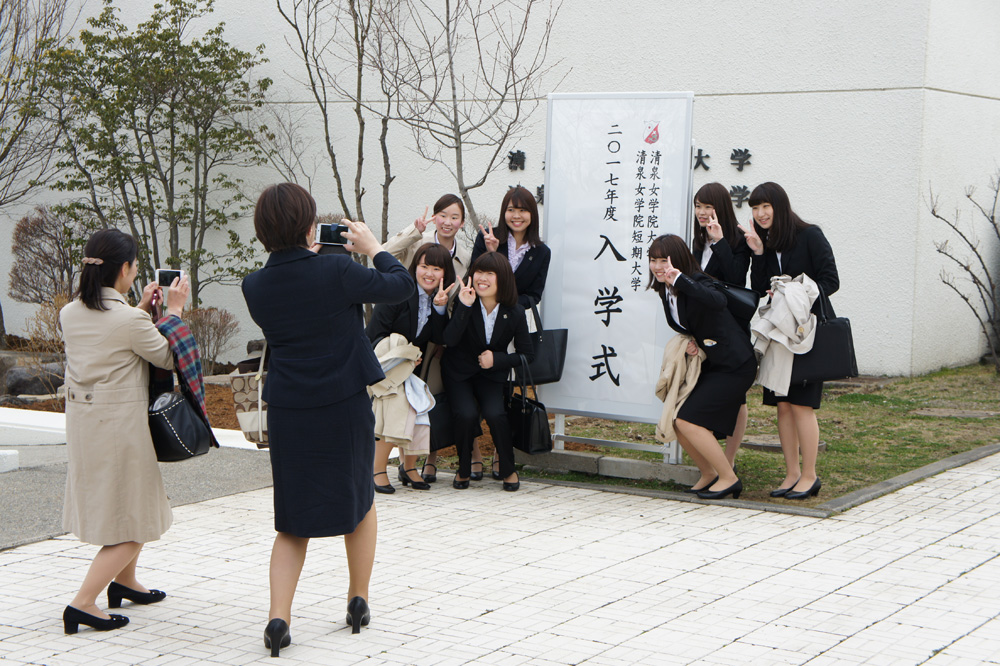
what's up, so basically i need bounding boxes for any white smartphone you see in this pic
[154,268,185,287]
[316,222,349,245]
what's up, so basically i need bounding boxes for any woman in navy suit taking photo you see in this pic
[242,183,414,655]
[691,182,752,468]
[443,252,533,491]
[739,181,840,501]
[649,234,757,500]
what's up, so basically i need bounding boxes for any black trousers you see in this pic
[447,373,515,479]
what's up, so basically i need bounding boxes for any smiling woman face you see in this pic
[433,203,464,240]
[694,199,715,227]
[752,202,774,229]
[415,260,444,294]
[473,270,498,299]
[505,204,532,237]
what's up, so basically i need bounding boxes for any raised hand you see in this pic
[737,222,764,255]
[663,255,681,286]
[457,276,476,307]
[479,223,499,252]
[706,210,724,243]
[166,275,190,318]
[433,278,455,307]
[138,281,161,313]
[342,219,382,258]
[414,206,430,234]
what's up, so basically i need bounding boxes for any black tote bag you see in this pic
[514,299,568,386]
[716,280,760,328]
[506,355,552,455]
[789,291,859,386]
[148,367,213,462]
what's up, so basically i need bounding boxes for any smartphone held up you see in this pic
[316,223,349,245]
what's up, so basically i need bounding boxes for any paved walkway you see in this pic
[2,453,1000,665]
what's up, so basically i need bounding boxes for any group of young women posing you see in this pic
[367,186,549,493]
[651,181,840,500]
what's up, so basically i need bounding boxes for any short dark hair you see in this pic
[495,186,541,246]
[646,234,701,295]
[74,229,140,311]
[433,193,465,222]
[748,182,811,252]
[254,183,317,252]
[692,182,740,253]
[467,251,518,307]
[409,243,457,289]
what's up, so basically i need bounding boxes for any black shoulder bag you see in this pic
[514,298,568,386]
[789,290,859,386]
[148,365,213,462]
[506,354,552,455]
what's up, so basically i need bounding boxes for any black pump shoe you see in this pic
[697,478,743,500]
[470,461,484,481]
[263,618,291,658]
[769,479,799,498]
[684,475,719,494]
[421,463,438,483]
[346,596,370,634]
[491,459,502,480]
[63,605,129,634]
[374,471,395,494]
[398,464,430,490]
[785,478,821,500]
[452,476,470,489]
[108,581,166,608]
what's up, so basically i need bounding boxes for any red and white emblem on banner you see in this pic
[643,121,660,144]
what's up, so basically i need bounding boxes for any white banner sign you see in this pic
[540,92,694,423]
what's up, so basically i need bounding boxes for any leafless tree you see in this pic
[8,205,81,305]
[374,0,563,224]
[185,306,240,376]
[930,171,1000,373]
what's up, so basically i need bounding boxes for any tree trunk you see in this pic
[0,298,8,349]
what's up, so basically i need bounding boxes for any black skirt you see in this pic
[677,357,757,437]
[268,389,375,538]
[763,381,824,409]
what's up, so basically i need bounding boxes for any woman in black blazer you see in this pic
[740,182,840,501]
[442,252,534,491]
[471,186,551,310]
[649,234,757,500]
[242,184,414,653]
[366,243,454,493]
[691,182,752,468]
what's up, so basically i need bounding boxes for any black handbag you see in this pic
[716,280,760,327]
[514,299,568,385]
[789,291,859,386]
[506,355,552,454]
[428,392,455,452]
[149,371,213,462]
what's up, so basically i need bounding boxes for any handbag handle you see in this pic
[507,353,537,408]
[523,295,543,331]
[256,340,267,442]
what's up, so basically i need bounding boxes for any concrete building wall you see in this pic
[1,0,997,376]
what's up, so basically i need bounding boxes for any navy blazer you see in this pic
[365,290,445,354]
[442,300,534,383]
[242,249,414,408]
[694,235,751,287]
[471,229,551,309]
[661,273,755,373]
[750,225,839,313]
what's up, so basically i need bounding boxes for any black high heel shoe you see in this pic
[107,581,166,608]
[470,461,484,481]
[63,605,129,634]
[502,476,520,492]
[398,463,430,490]
[785,478,821,500]
[769,479,799,498]
[491,458,502,481]
[421,462,438,483]
[345,596,370,634]
[452,476,470,489]
[374,471,395,494]
[697,478,743,500]
[684,475,718,494]
[263,618,291,658]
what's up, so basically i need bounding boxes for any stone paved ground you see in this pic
[2,453,1000,665]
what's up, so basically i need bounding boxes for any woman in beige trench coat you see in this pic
[58,229,189,634]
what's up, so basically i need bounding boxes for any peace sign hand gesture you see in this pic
[663,256,681,287]
[433,278,455,307]
[457,276,476,307]
[737,221,764,255]
[414,206,430,234]
[479,224,499,252]
[706,210,724,243]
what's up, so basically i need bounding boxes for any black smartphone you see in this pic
[154,268,184,286]
[317,223,349,245]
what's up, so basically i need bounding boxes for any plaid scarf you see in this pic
[155,314,219,448]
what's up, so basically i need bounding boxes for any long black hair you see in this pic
[748,182,812,252]
[74,229,139,311]
[494,186,541,246]
[692,182,740,253]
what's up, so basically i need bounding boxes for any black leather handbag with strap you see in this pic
[506,354,552,455]
[789,290,858,386]
[514,298,568,386]
[148,367,213,462]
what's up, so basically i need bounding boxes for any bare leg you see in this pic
[344,505,377,601]
[269,532,309,624]
[790,405,819,492]
[775,401,800,488]
[675,419,737,491]
[372,439,394,480]
[724,404,748,467]
[403,454,424,483]
[69,541,144,619]
[112,546,150,593]
[422,450,437,476]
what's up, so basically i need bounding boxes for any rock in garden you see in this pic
[5,363,65,396]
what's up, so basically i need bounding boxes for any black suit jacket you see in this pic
[442,300,534,383]
[694,235,751,287]
[750,225,839,313]
[365,291,445,354]
[242,249,414,408]
[471,228,551,309]
[662,273,755,373]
